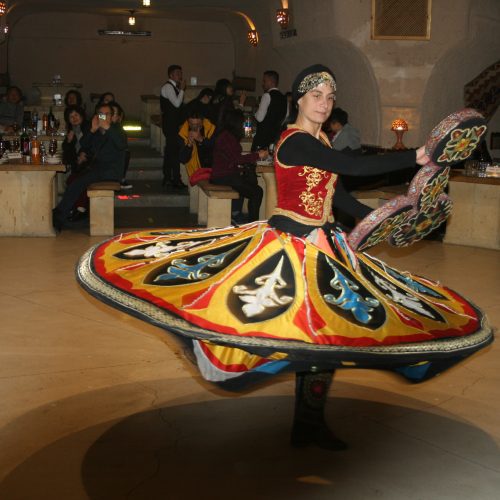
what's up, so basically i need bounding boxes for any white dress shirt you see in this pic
[160,79,184,108]
[254,87,279,122]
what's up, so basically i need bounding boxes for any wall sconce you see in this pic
[247,29,259,46]
[276,8,289,29]
[237,11,258,47]
[0,2,6,17]
[142,0,151,6]
[391,119,409,150]
[128,10,136,26]
[3,24,8,34]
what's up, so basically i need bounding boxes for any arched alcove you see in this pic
[419,0,500,142]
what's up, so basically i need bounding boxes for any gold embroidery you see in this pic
[298,166,329,216]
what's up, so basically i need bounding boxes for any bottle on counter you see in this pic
[243,113,253,138]
[48,107,56,132]
[42,113,49,133]
[20,127,30,156]
[40,141,47,163]
[32,109,39,132]
[22,110,32,130]
[30,135,41,164]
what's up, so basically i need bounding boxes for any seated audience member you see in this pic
[63,106,91,174]
[184,88,215,123]
[109,101,132,190]
[0,86,24,133]
[178,110,216,180]
[53,103,127,231]
[327,108,366,230]
[95,91,115,112]
[212,79,246,128]
[329,107,361,152]
[62,106,92,220]
[211,109,268,223]
[64,89,84,109]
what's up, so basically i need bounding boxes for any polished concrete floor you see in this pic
[0,223,499,499]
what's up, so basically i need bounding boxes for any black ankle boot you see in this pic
[291,369,347,451]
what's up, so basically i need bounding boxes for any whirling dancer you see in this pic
[77,65,493,451]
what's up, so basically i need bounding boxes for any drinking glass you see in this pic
[477,161,489,178]
[11,138,20,153]
[464,160,478,176]
[48,139,57,156]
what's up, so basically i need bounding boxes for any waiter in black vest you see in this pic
[160,64,186,189]
[251,70,287,151]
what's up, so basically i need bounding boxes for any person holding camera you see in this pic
[178,110,216,180]
[52,103,127,231]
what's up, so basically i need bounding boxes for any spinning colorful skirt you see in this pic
[76,109,493,390]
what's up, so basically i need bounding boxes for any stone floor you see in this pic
[0,222,499,499]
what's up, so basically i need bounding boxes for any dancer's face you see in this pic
[297,83,335,125]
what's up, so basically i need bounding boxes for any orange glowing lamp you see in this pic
[391,118,409,150]
[247,29,259,46]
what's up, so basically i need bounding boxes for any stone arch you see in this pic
[419,0,500,142]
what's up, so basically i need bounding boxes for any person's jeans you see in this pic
[55,168,119,219]
[211,173,263,222]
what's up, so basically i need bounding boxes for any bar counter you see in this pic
[0,160,65,237]
[444,170,500,250]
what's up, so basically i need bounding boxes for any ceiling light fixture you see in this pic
[142,0,151,6]
[0,2,6,17]
[98,30,151,37]
[128,10,136,26]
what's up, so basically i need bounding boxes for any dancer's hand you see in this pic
[416,146,430,166]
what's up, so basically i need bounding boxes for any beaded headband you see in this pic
[297,71,336,97]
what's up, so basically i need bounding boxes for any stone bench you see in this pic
[197,180,239,227]
[87,181,121,236]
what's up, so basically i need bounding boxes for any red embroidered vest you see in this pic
[273,127,337,226]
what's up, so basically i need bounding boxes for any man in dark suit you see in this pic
[160,64,186,189]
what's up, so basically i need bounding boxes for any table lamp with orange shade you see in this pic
[391,118,408,150]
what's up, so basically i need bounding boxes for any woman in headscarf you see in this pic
[77,65,493,451]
